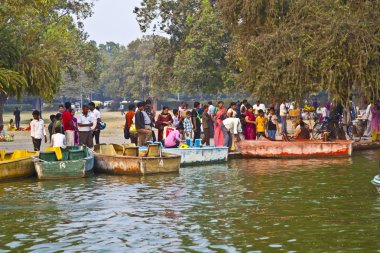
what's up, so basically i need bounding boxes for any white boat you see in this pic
[140,145,229,165]
[163,146,229,165]
[371,175,380,194]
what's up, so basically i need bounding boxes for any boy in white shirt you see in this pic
[51,127,66,148]
[30,110,47,151]
[78,105,96,148]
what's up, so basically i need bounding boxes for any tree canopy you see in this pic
[0,0,99,124]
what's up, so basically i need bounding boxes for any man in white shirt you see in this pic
[78,105,96,148]
[280,101,288,135]
[222,117,242,148]
[31,110,47,151]
[207,101,215,137]
[89,102,101,145]
[363,103,372,137]
[51,127,66,148]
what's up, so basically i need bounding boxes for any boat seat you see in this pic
[45,147,63,160]
[124,146,139,157]
[101,145,117,156]
[147,144,161,157]
[11,150,28,160]
[112,144,124,155]
[0,150,5,161]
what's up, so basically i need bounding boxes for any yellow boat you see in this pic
[0,150,37,181]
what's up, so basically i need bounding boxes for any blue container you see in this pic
[194,139,201,148]
[186,138,192,147]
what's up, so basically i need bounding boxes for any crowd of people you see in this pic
[123,99,312,150]
[30,102,102,151]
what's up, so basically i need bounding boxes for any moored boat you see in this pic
[34,146,94,179]
[0,150,37,181]
[237,140,353,158]
[141,145,229,165]
[371,175,380,194]
[94,144,181,175]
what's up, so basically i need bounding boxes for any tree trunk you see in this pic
[0,92,8,126]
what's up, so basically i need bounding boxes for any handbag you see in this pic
[129,123,137,134]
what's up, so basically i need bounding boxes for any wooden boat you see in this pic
[140,145,229,165]
[0,150,37,181]
[371,175,380,194]
[237,140,353,158]
[34,146,94,179]
[94,144,181,175]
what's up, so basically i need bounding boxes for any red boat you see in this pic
[237,140,353,158]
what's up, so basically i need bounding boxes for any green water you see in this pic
[1,151,380,252]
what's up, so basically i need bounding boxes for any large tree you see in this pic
[0,0,97,124]
[217,0,380,107]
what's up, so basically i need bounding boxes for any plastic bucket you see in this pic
[186,138,192,147]
[194,139,201,148]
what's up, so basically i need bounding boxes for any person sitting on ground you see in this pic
[8,119,16,131]
[51,126,66,148]
[293,121,310,140]
[164,126,185,148]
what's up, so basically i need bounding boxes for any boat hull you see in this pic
[34,149,94,179]
[0,157,36,181]
[237,140,353,158]
[94,154,181,175]
[162,147,229,165]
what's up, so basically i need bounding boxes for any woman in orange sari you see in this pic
[214,101,227,146]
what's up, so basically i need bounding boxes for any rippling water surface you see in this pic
[1,150,380,252]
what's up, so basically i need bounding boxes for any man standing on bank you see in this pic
[88,102,101,145]
[135,102,152,146]
[13,107,21,130]
[31,110,47,151]
[77,105,96,148]
[62,102,77,146]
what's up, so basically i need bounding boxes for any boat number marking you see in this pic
[60,162,66,169]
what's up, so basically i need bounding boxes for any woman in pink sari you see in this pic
[371,102,380,142]
[245,106,256,140]
[214,101,227,146]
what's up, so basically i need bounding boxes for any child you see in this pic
[183,111,193,139]
[53,113,63,134]
[70,109,79,145]
[267,107,279,140]
[30,110,47,151]
[51,126,66,148]
[48,114,56,141]
[255,109,267,139]
[201,104,212,146]
[173,109,180,128]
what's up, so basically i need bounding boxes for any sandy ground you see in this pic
[0,110,371,152]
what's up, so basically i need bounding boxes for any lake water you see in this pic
[1,151,380,252]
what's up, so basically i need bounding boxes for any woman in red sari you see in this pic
[156,106,173,142]
[214,101,227,146]
[245,106,256,140]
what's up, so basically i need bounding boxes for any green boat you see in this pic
[34,146,94,180]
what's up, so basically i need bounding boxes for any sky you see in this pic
[82,0,145,46]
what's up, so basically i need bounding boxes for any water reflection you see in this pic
[0,152,380,252]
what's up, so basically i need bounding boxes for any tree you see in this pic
[0,0,97,124]
[101,36,174,102]
[217,0,380,108]
[173,0,231,96]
